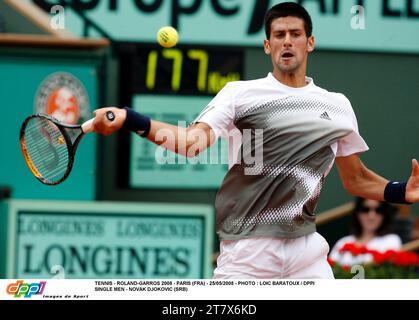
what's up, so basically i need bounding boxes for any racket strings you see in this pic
[23,117,70,183]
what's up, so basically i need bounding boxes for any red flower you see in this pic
[393,251,419,267]
[339,243,368,256]
[327,257,335,267]
[339,243,356,253]
[383,250,397,261]
[372,252,386,264]
[351,245,368,256]
[332,245,419,278]
[337,243,419,268]
[359,246,370,254]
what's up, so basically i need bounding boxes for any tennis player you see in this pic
[93,2,419,278]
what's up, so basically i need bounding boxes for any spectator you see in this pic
[329,197,402,266]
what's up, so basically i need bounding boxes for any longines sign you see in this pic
[0,200,214,279]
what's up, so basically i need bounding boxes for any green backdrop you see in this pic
[0,49,102,200]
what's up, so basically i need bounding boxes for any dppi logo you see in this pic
[6,280,46,298]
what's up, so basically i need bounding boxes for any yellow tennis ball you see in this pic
[157,26,178,48]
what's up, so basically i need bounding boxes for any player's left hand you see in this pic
[406,159,419,203]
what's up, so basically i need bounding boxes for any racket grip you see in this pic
[81,119,94,133]
[82,111,115,133]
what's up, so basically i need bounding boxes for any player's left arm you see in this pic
[335,154,419,203]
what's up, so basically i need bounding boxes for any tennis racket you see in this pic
[19,111,115,185]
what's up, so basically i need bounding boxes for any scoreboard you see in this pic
[118,43,244,96]
[135,47,242,95]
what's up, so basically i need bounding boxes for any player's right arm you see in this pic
[147,120,215,157]
[92,107,216,157]
[93,83,235,157]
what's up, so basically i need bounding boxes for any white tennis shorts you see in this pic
[213,232,334,279]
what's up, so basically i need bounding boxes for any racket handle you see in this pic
[81,111,115,133]
[81,119,94,133]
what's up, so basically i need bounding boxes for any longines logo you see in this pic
[35,72,90,125]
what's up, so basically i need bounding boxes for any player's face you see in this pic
[357,200,384,234]
[264,16,314,74]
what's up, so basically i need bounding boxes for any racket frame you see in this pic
[19,113,87,186]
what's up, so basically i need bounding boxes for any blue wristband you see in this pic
[122,107,151,137]
[384,181,411,204]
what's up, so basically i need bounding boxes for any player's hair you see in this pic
[351,197,397,237]
[264,2,313,39]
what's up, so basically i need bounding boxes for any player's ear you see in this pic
[307,36,315,53]
[264,40,271,55]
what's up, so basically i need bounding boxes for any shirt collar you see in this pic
[267,72,315,92]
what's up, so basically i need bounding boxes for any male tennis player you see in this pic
[93,2,419,278]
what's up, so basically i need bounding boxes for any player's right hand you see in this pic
[93,107,126,135]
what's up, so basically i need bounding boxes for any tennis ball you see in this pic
[157,26,178,48]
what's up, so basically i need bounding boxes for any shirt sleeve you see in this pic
[191,82,235,140]
[382,234,402,250]
[336,95,369,157]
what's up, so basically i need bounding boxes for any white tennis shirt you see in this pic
[194,73,369,240]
